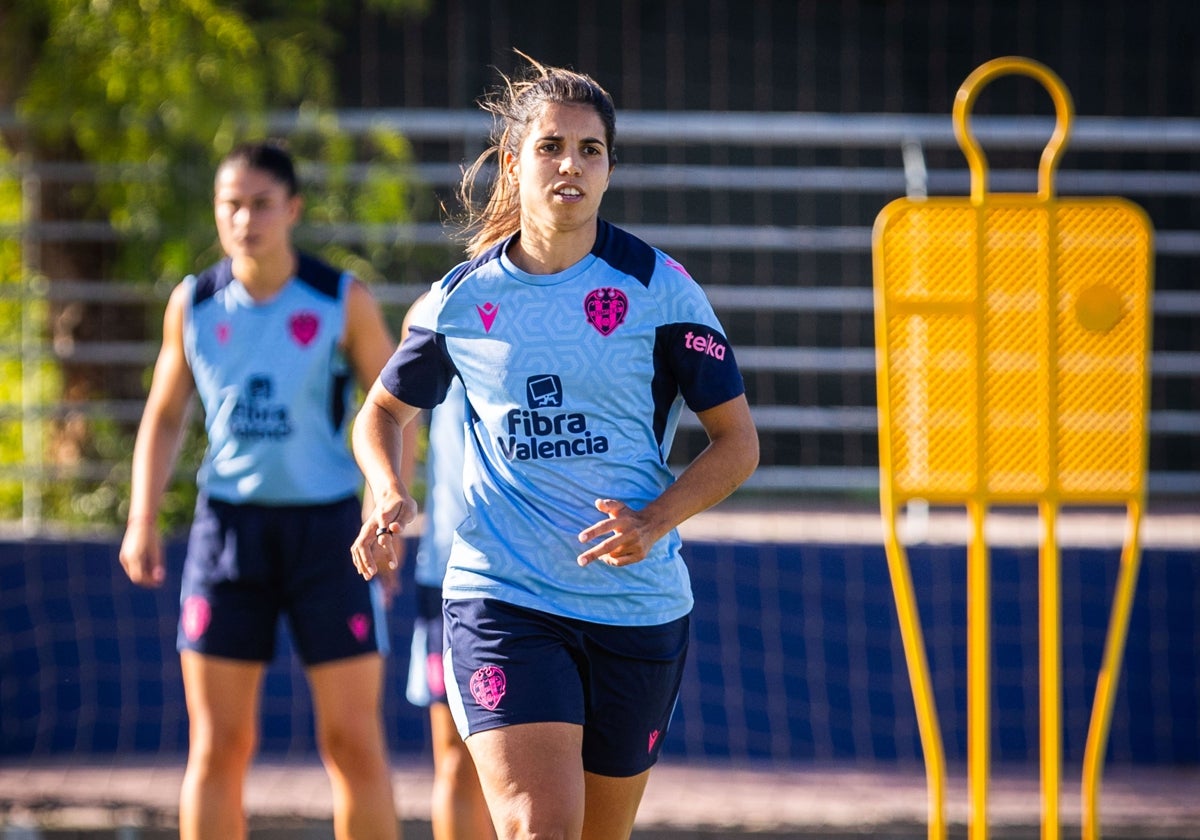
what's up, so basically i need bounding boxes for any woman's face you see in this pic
[506,101,613,238]
[213,163,301,263]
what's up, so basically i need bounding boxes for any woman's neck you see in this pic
[231,250,297,300]
[507,218,597,275]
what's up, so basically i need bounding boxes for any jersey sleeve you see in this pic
[653,254,746,413]
[380,290,458,409]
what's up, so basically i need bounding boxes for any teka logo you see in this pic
[584,287,627,336]
[476,301,499,333]
[526,374,563,408]
[684,330,727,360]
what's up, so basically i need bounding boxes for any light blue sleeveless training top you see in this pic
[183,254,362,504]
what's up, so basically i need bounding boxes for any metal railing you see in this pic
[3,109,1199,529]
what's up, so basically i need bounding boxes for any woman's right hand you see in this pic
[351,493,417,584]
[118,518,166,588]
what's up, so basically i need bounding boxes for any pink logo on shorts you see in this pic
[469,664,507,711]
[648,729,661,753]
[584,287,627,336]
[426,653,445,697]
[182,595,211,642]
[347,613,371,643]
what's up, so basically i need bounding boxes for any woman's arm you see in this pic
[342,277,397,391]
[576,394,758,567]
[349,378,423,581]
[118,284,197,587]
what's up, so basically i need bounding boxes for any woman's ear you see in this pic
[503,150,519,185]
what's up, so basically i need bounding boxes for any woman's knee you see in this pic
[316,714,385,769]
[188,719,257,772]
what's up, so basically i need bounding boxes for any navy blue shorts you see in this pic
[406,583,448,706]
[178,493,388,666]
[443,598,689,778]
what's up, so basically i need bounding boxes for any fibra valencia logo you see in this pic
[497,374,609,462]
[584,287,627,336]
[526,374,562,408]
[231,375,292,440]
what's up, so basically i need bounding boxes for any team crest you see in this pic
[289,311,319,346]
[347,612,371,643]
[182,595,211,642]
[584,288,628,336]
[470,664,507,711]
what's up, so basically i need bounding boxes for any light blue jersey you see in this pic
[413,377,468,588]
[183,255,362,504]
[381,220,745,626]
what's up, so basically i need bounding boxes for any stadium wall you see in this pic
[3,536,1197,767]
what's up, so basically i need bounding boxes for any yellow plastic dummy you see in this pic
[872,56,1153,840]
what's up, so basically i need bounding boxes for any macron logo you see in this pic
[684,330,726,360]
[476,302,499,333]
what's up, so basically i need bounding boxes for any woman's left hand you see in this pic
[576,498,661,567]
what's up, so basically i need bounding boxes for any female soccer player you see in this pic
[119,142,400,840]
[351,55,758,839]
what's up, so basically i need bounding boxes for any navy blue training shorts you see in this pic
[178,493,388,665]
[406,583,447,706]
[443,597,689,778]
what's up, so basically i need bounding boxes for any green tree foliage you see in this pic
[17,0,426,280]
[0,0,428,530]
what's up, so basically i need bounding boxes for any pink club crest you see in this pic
[216,322,231,344]
[289,311,320,346]
[470,664,507,711]
[347,613,371,643]
[182,595,211,642]
[584,287,628,336]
